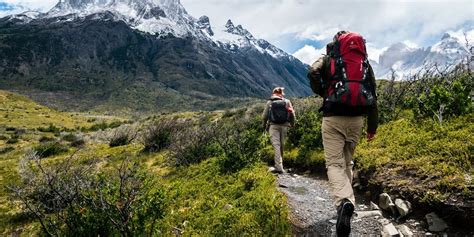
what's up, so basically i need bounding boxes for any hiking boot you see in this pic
[336,198,354,237]
[268,167,286,174]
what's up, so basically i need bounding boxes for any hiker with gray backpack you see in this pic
[308,31,379,237]
[262,87,296,174]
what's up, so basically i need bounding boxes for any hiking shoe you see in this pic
[336,199,354,237]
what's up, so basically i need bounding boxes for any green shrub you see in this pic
[409,73,472,123]
[216,118,265,173]
[34,142,69,158]
[70,138,86,148]
[109,127,137,147]
[39,136,56,143]
[37,124,61,133]
[61,133,78,142]
[169,122,220,166]
[6,134,20,144]
[142,121,180,153]
[0,134,8,140]
[86,122,109,131]
[0,146,14,154]
[9,155,166,236]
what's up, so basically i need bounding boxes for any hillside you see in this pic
[0,0,311,112]
[1,82,474,235]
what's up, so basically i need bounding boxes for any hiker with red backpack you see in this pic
[262,87,296,174]
[308,31,378,237]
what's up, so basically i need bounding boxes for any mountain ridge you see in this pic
[372,30,473,79]
[0,0,311,112]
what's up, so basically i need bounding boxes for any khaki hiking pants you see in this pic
[269,124,289,172]
[322,116,363,207]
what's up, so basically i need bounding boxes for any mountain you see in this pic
[372,31,473,79]
[0,0,311,112]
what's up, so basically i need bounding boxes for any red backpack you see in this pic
[324,32,375,114]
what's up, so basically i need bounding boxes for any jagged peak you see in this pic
[197,15,213,36]
[441,33,452,40]
[225,19,234,29]
[197,15,209,25]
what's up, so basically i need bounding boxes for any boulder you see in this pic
[379,193,395,210]
[426,212,448,232]
[395,199,412,217]
[382,223,400,237]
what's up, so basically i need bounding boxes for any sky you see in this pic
[0,0,473,64]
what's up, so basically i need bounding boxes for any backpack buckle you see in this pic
[335,81,343,89]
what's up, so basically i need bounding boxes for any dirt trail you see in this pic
[277,173,382,236]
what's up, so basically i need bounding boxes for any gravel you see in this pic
[277,173,381,236]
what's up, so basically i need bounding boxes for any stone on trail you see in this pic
[382,223,400,237]
[425,212,448,232]
[354,210,382,219]
[396,224,414,237]
[379,193,395,210]
[370,201,381,210]
[395,198,412,218]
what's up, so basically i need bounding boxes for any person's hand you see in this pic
[367,132,376,142]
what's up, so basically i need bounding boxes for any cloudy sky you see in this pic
[0,0,473,64]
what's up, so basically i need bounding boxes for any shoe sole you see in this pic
[336,202,354,237]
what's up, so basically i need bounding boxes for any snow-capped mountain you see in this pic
[0,0,311,111]
[7,0,290,60]
[373,31,473,79]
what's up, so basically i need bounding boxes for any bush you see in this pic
[0,146,14,154]
[39,136,56,143]
[9,154,166,236]
[216,118,265,173]
[87,122,109,131]
[60,133,85,148]
[37,124,61,133]
[142,120,180,153]
[109,127,137,147]
[411,74,472,123]
[33,142,69,158]
[61,133,78,142]
[6,134,20,144]
[169,122,220,166]
[70,139,86,148]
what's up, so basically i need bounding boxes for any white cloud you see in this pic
[1,0,472,56]
[181,0,474,51]
[366,43,388,63]
[292,45,325,65]
[402,40,418,49]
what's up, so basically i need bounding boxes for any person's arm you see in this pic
[286,99,296,127]
[366,64,378,141]
[307,56,327,97]
[262,101,270,131]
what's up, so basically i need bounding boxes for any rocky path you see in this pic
[276,172,438,236]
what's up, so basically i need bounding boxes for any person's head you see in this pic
[333,30,348,42]
[272,87,285,96]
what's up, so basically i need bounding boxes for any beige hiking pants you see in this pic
[269,124,289,172]
[322,116,363,207]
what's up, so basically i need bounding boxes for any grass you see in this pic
[0,90,290,236]
[355,113,473,203]
[0,90,93,130]
[157,158,289,235]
